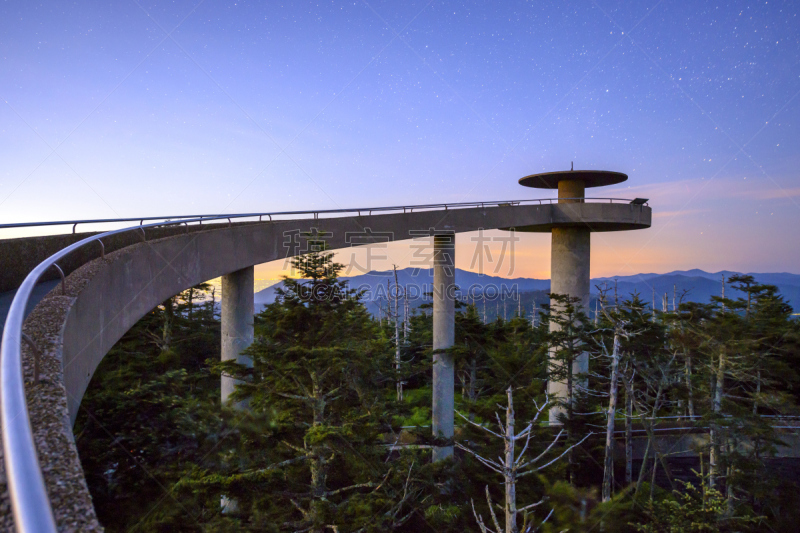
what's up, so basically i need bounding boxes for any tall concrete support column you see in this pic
[548,178,591,422]
[221,266,254,405]
[548,227,591,411]
[432,234,455,461]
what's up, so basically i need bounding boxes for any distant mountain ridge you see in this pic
[594,269,800,286]
[255,268,800,313]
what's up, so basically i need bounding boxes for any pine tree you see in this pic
[74,284,223,531]
[210,239,417,532]
[542,293,595,483]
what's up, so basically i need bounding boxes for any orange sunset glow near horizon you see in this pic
[1,2,798,278]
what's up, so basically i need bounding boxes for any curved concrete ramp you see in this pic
[4,201,650,530]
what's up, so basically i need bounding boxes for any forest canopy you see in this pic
[75,251,800,532]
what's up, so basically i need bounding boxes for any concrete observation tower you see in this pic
[517,168,649,420]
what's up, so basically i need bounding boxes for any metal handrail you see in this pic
[0,196,647,531]
[0,197,646,233]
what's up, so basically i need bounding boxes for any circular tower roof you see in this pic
[519,170,628,189]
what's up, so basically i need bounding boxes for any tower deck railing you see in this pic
[0,197,645,234]
[0,196,645,532]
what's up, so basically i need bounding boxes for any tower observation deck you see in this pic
[517,168,649,421]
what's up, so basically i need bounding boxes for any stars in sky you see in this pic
[0,0,798,276]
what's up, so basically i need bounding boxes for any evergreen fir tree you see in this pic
[207,239,417,532]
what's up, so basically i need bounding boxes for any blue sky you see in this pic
[1,0,798,278]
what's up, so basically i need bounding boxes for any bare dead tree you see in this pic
[673,284,677,312]
[350,462,422,532]
[457,387,591,533]
[721,274,726,307]
[393,266,403,400]
[186,285,195,321]
[630,350,680,499]
[674,288,695,418]
[709,275,726,489]
[624,371,634,485]
[145,297,175,353]
[652,287,656,323]
[403,285,409,343]
[600,323,623,502]
[710,344,725,489]
[594,286,643,502]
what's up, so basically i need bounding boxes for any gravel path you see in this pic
[0,256,111,531]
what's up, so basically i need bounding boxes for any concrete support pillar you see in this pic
[221,266,254,405]
[432,234,455,461]
[548,226,590,421]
